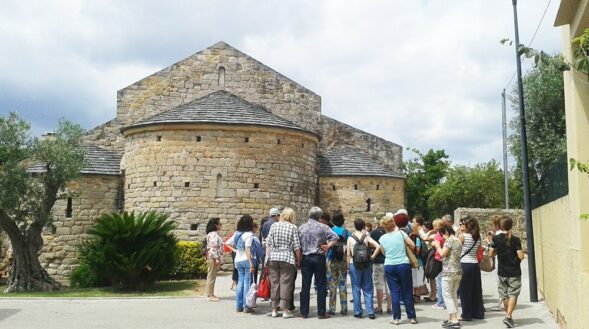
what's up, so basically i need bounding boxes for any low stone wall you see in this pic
[454,208,526,252]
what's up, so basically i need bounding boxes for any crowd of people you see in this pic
[203,207,525,328]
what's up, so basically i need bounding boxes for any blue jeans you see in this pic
[235,260,254,310]
[349,263,374,316]
[300,254,328,316]
[385,263,416,320]
[436,273,445,306]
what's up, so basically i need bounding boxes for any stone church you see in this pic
[1,41,405,282]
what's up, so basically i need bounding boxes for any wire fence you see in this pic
[531,155,569,208]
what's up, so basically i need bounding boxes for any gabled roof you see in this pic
[319,147,403,178]
[118,41,318,97]
[29,144,122,176]
[121,90,315,135]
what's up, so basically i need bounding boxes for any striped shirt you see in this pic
[266,221,301,265]
[461,233,480,264]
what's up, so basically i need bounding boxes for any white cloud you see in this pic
[0,0,562,165]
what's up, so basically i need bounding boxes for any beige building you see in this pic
[531,2,589,328]
[0,42,405,282]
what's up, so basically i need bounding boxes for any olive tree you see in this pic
[0,112,85,292]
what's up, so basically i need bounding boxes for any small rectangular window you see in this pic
[376,184,380,190]
[254,183,259,189]
[354,184,358,190]
[66,198,73,218]
[332,185,336,191]
[156,136,162,141]
[277,139,281,144]
[185,182,190,187]
[245,137,249,143]
[190,224,198,231]
[153,182,157,187]
[196,136,201,142]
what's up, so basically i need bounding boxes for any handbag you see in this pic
[406,246,419,268]
[402,231,419,268]
[479,242,495,272]
[245,273,258,308]
[257,267,271,299]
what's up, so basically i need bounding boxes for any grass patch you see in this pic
[0,279,204,298]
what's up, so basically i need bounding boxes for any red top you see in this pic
[434,232,445,261]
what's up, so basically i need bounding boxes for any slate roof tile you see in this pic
[28,144,121,176]
[123,90,314,135]
[319,147,403,178]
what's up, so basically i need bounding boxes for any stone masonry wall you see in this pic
[122,125,318,239]
[320,115,403,174]
[319,176,405,228]
[85,41,322,153]
[454,207,526,252]
[0,175,119,284]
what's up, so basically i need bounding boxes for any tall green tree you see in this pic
[508,54,567,199]
[428,160,523,215]
[0,112,85,292]
[404,148,450,220]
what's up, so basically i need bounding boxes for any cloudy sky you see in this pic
[0,0,563,165]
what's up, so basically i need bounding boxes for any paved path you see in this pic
[0,260,557,329]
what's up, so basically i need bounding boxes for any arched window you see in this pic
[218,67,225,86]
[216,174,223,196]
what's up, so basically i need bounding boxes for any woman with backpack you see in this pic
[225,215,257,313]
[457,216,485,321]
[488,216,525,328]
[205,217,223,302]
[379,214,418,325]
[346,218,381,319]
[327,213,351,315]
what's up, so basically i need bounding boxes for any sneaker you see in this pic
[443,321,460,328]
[368,314,376,320]
[340,310,348,316]
[327,310,336,315]
[410,318,418,324]
[353,314,363,319]
[374,307,383,315]
[390,319,401,325]
[244,307,255,314]
[271,311,278,318]
[503,317,515,328]
[207,296,220,302]
[432,303,446,309]
[283,312,294,319]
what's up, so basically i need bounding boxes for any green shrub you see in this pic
[70,263,101,288]
[71,211,178,290]
[170,241,207,279]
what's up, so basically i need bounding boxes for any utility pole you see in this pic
[511,0,538,302]
[502,89,509,209]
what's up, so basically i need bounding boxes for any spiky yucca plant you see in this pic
[73,211,177,290]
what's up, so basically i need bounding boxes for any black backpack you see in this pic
[423,246,442,279]
[418,238,429,263]
[351,234,371,268]
[331,229,348,261]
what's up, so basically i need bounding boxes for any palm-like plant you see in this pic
[74,211,177,290]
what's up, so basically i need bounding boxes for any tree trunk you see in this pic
[5,236,61,293]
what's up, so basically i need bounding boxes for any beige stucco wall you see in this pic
[122,124,318,237]
[319,176,405,227]
[535,4,589,327]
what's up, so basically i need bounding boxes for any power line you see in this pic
[504,0,553,91]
